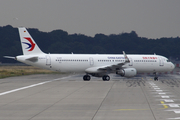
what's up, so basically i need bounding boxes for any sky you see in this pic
[0,0,180,38]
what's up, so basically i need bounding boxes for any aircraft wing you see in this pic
[85,62,126,73]
[98,62,126,70]
[85,51,130,73]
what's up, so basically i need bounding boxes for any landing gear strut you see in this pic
[102,75,110,81]
[154,77,158,81]
[83,75,91,81]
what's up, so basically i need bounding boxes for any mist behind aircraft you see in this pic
[0,0,180,38]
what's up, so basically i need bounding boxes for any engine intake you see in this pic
[116,68,137,77]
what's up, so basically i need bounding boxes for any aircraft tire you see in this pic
[83,75,91,81]
[154,77,158,81]
[102,75,110,81]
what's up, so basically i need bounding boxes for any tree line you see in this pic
[0,25,179,63]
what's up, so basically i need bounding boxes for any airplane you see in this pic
[4,27,175,81]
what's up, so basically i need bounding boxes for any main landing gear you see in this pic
[83,75,91,81]
[102,75,110,81]
[83,75,110,81]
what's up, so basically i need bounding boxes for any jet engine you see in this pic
[116,68,137,77]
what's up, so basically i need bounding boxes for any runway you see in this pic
[0,74,180,120]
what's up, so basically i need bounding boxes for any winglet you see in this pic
[123,51,130,63]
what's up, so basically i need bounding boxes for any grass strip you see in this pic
[0,66,59,79]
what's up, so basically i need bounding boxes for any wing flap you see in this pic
[85,63,125,73]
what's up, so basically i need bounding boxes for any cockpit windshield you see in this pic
[167,59,171,62]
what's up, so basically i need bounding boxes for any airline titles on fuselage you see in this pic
[107,57,124,59]
[143,57,157,59]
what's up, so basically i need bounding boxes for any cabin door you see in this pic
[89,57,94,66]
[159,57,164,66]
[46,55,51,66]
[129,58,133,66]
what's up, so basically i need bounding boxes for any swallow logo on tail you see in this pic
[22,37,35,51]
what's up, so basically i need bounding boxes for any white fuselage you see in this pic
[6,27,175,81]
[16,53,175,75]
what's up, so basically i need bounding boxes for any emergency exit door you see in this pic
[46,55,51,66]
[89,57,94,66]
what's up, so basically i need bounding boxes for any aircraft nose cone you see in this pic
[171,63,175,70]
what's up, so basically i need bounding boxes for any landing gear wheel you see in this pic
[154,77,158,81]
[102,75,110,81]
[83,75,91,81]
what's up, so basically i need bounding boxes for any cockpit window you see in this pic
[167,59,170,62]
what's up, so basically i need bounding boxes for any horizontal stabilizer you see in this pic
[25,56,38,62]
[4,56,16,60]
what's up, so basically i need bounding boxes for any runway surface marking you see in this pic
[114,109,148,111]
[0,76,70,96]
[161,96,170,98]
[160,101,168,109]
[154,88,160,89]
[161,99,174,102]
[166,109,180,113]
[156,90,163,92]
[149,79,180,119]
[168,117,180,119]
[168,104,180,107]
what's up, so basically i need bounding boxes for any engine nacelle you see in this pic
[116,68,137,77]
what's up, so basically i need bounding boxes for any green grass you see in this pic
[0,66,59,79]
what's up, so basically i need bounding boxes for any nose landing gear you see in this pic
[154,76,158,81]
[154,72,158,81]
